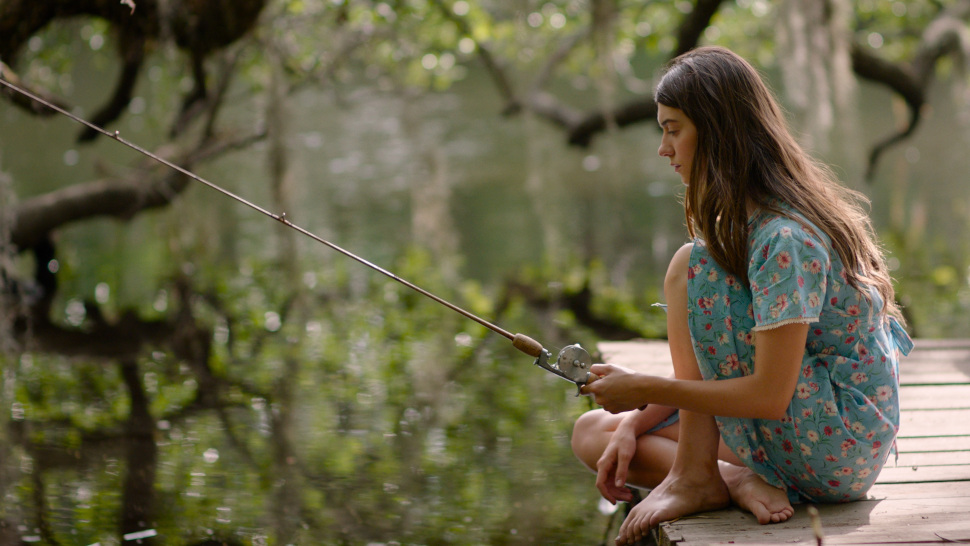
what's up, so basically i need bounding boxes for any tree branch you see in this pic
[854,0,970,178]
[566,0,729,147]
[9,130,266,250]
[0,0,265,139]
[674,0,731,57]
[0,61,65,116]
[430,0,518,108]
[13,309,175,360]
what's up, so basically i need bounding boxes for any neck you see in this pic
[746,199,759,217]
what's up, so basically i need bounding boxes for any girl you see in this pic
[571,46,913,546]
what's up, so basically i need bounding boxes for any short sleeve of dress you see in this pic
[748,219,829,331]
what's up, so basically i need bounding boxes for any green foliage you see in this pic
[2,244,617,543]
[884,228,970,339]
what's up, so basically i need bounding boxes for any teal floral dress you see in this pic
[686,208,913,503]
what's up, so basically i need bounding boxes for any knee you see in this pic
[570,410,595,455]
[571,409,608,465]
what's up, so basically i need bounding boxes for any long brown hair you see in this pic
[654,46,901,319]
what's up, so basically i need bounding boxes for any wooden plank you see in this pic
[899,346,970,385]
[898,365,970,385]
[899,384,970,409]
[894,450,970,466]
[660,487,970,545]
[660,481,970,545]
[908,338,970,350]
[899,408,970,437]
[876,463,970,483]
[902,347,970,361]
[599,340,672,376]
[866,479,970,498]
[895,434,970,453]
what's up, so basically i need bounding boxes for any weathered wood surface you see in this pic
[596,339,970,545]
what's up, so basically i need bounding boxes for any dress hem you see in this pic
[752,317,819,332]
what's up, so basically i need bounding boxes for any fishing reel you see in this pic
[533,343,594,394]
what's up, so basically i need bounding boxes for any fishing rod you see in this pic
[0,76,596,389]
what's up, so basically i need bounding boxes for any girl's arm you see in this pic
[586,322,809,419]
[594,401,677,505]
[622,398,677,435]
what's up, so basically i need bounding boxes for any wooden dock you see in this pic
[597,338,970,545]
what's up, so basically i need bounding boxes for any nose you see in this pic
[658,138,672,158]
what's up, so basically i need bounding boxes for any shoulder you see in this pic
[750,210,829,252]
[748,210,831,275]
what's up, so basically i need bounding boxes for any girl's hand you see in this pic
[595,421,637,504]
[582,364,651,414]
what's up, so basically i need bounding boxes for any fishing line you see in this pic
[0,76,558,360]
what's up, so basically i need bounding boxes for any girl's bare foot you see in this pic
[720,462,794,524]
[615,471,730,545]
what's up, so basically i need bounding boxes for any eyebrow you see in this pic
[659,118,679,127]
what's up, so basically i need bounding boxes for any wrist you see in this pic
[617,412,640,432]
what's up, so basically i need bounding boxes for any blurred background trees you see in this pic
[1,0,969,543]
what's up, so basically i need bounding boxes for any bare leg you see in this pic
[571,409,679,492]
[573,410,793,519]
[611,244,729,544]
[615,417,730,544]
[571,410,742,491]
[661,244,792,526]
[574,412,794,537]
[572,412,792,540]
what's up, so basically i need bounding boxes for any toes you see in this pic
[749,503,771,524]
[768,506,794,523]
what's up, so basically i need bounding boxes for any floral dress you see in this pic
[686,208,913,503]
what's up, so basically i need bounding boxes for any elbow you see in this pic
[762,406,789,421]
[759,399,791,421]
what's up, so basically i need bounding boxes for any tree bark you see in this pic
[0,0,266,138]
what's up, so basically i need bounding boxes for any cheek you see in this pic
[679,144,694,161]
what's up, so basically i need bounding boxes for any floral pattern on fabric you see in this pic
[687,209,913,504]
